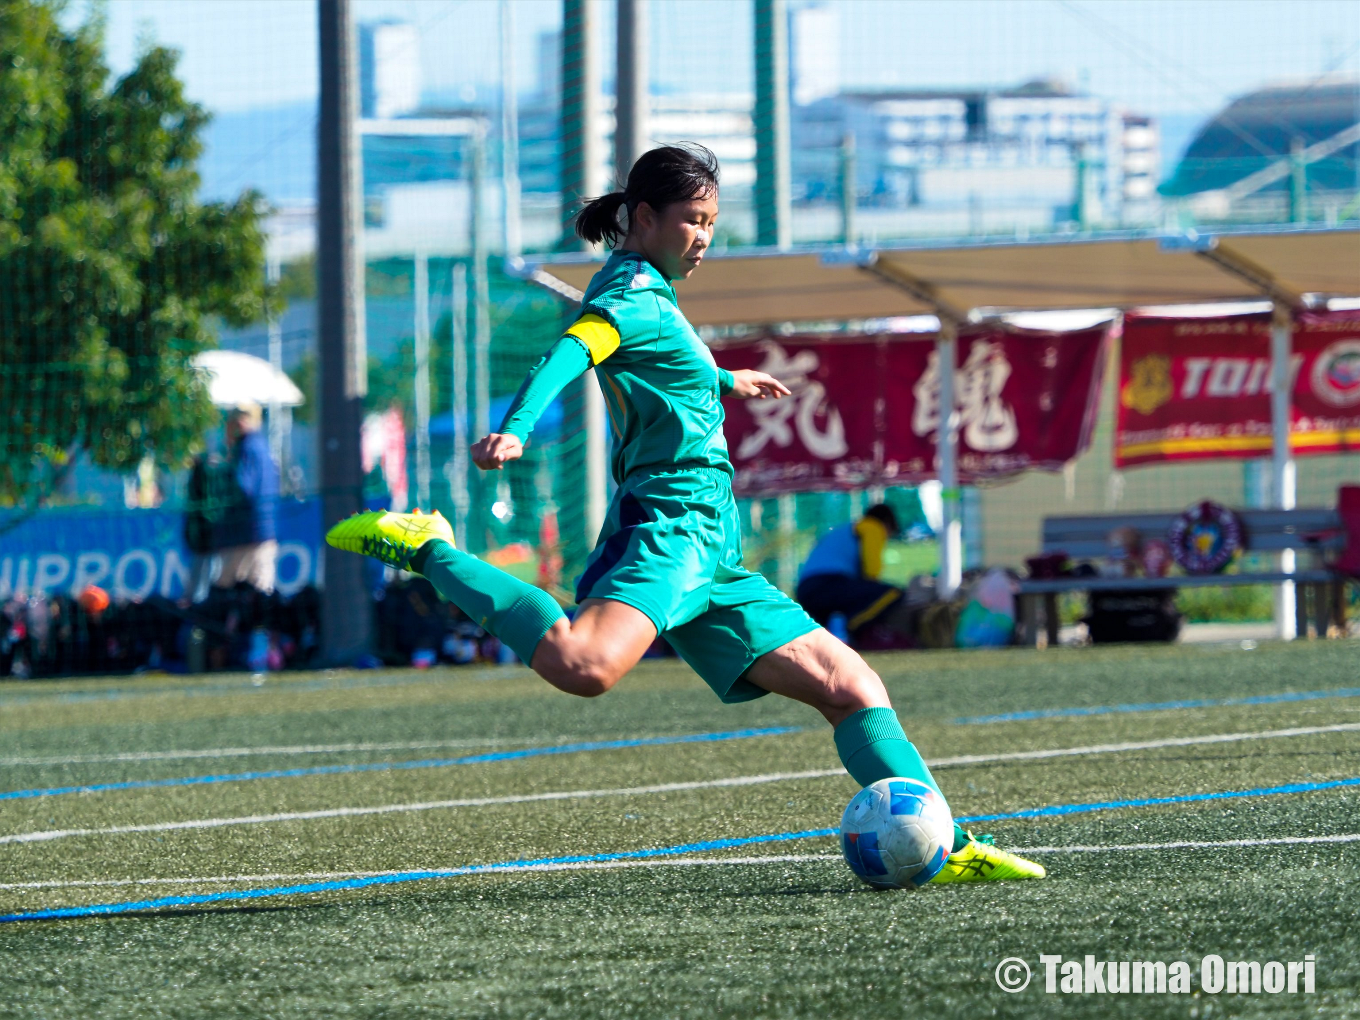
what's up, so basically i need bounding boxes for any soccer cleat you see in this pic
[325,508,454,570]
[928,831,1046,884]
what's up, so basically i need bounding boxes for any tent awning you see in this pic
[521,226,1360,326]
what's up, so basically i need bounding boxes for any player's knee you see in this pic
[832,665,889,714]
[537,656,621,698]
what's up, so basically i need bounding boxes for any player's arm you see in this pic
[722,368,791,400]
[472,314,619,471]
[855,517,889,580]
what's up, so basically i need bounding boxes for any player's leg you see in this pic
[530,598,657,696]
[327,508,655,693]
[745,628,1044,882]
[741,627,948,801]
[415,539,656,697]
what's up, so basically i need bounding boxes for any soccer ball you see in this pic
[840,778,954,889]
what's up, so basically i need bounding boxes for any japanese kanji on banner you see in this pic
[714,324,1109,496]
[1115,310,1360,468]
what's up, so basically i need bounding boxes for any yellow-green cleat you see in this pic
[929,832,1046,884]
[325,508,454,571]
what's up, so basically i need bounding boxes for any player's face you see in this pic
[637,193,718,280]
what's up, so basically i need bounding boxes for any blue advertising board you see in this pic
[0,499,324,601]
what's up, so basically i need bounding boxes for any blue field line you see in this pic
[5,774,1356,924]
[0,827,840,923]
[953,686,1360,725]
[0,727,801,802]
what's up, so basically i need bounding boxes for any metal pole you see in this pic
[470,123,493,546]
[450,263,470,549]
[563,0,609,548]
[615,0,648,184]
[754,0,791,250]
[777,493,797,594]
[266,257,284,471]
[471,125,491,442]
[317,0,372,663]
[500,0,522,259]
[1270,301,1297,640]
[561,0,603,250]
[840,132,856,248]
[584,372,608,544]
[1289,137,1307,224]
[936,318,962,598]
[413,251,431,510]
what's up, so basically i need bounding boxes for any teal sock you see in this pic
[834,706,969,852]
[414,539,565,666]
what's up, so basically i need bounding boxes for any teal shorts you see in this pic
[575,467,820,703]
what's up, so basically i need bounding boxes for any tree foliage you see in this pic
[0,0,274,507]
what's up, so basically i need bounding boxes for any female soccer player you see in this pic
[327,144,1043,885]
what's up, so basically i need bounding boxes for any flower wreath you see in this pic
[1167,501,1244,575]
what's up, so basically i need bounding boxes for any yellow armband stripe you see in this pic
[564,313,621,365]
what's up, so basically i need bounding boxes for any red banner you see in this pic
[715,325,1108,496]
[1115,310,1360,467]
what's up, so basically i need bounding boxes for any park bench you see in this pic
[1016,508,1350,646]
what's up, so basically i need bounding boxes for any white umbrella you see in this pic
[191,350,304,408]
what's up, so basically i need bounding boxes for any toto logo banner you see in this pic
[1115,310,1360,467]
[715,324,1108,496]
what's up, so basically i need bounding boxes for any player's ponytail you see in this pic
[575,191,630,246]
[574,143,720,247]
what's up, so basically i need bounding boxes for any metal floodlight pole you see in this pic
[615,0,649,184]
[562,0,604,250]
[471,124,492,442]
[754,0,791,250]
[563,0,609,547]
[413,251,431,510]
[500,0,523,260]
[317,0,372,664]
[450,262,470,549]
[469,122,494,545]
[1270,300,1298,640]
[936,317,963,598]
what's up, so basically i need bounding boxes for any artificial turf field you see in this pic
[1,640,1357,1018]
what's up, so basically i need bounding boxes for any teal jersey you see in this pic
[578,250,733,483]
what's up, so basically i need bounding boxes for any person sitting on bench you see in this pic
[795,503,903,640]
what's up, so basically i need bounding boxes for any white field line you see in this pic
[1015,833,1360,854]
[10,720,1357,771]
[0,855,843,891]
[0,737,575,767]
[0,771,845,845]
[927,722,1360,768]
[4,722,1355,848]
[7,834,1360,893]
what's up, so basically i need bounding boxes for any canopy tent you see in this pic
[524,226,1360,324]
[519,226,1360,630]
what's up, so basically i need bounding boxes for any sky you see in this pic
[69,0,1359,204]
[84,0,1359,115]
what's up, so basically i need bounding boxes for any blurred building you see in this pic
[793,80,1160,232]
[359,21,421,119]
[1160,79,1360,225]
[787,5,1158,233]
